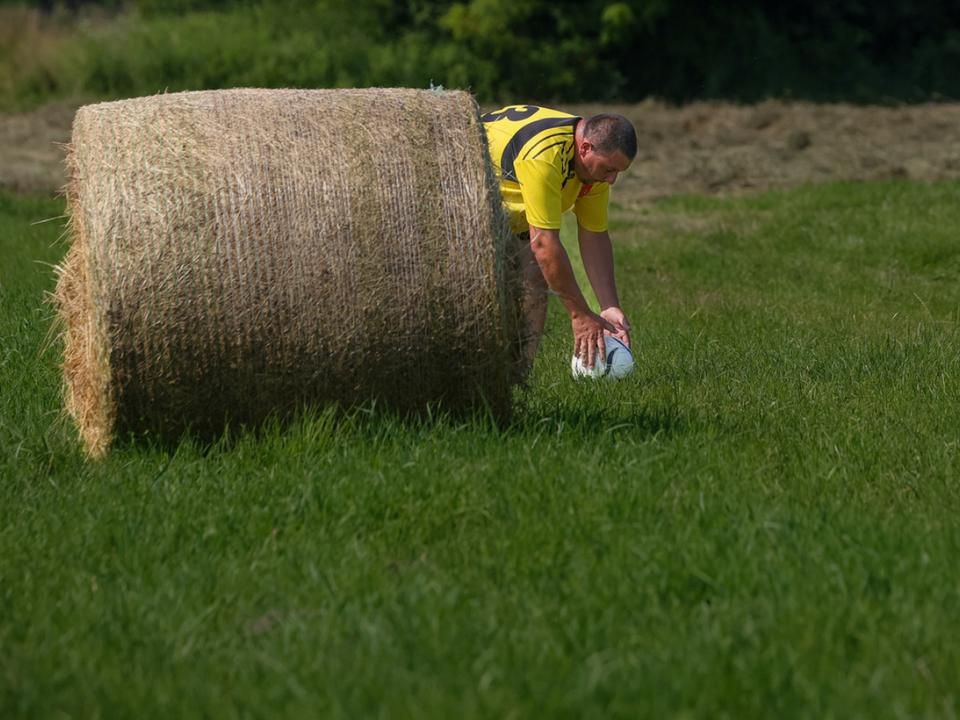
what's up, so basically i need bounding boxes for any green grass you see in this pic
[2,180,960,718]
[0,3,475,113]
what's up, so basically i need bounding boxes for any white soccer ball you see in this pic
[570,336,635,380]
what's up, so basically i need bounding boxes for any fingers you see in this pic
[600,309,631,348]
[618,316,632,346]
[583,332,605,369]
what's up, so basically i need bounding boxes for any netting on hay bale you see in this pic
[55,88,522,458]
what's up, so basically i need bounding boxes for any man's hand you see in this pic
[600,306,631,347]
[572,311,616,369]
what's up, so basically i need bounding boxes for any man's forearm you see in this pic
[578,228,621,310]
[528,226,592,318]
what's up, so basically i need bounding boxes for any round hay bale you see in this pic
[55,88,522,457]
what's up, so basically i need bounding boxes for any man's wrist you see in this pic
[568,300,596,320]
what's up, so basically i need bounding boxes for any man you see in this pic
[481,104,636,372]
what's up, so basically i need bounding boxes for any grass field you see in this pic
[2,180,960,718]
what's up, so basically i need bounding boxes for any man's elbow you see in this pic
[528,233,545,254]
[528,227,557,253]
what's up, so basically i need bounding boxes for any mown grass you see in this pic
[2,181,960,718]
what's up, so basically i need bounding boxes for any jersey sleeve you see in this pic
[573,183,609,232]
[513,158,563,230]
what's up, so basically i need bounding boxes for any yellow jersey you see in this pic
[481,104,609,235]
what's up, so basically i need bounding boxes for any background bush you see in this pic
[2,0,960,111]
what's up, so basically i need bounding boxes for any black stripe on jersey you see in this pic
[523,132,573,161]
[500,116,579,182]
[530,139,571,161]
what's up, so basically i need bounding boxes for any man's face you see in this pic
[577,143,632,185]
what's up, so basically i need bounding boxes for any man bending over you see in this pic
[482,104,636,371]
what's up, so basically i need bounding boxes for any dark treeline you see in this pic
[4,0,960,107]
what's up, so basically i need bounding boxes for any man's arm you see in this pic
[578,226,631,347]
[528,225,615,368]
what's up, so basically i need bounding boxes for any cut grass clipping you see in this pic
[55,88,522,458]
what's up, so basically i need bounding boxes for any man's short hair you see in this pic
[582,114,637,160]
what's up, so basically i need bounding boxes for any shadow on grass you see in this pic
[107,397,509,458]
[104,385,688,458]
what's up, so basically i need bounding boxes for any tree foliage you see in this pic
[2,0,960,110]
